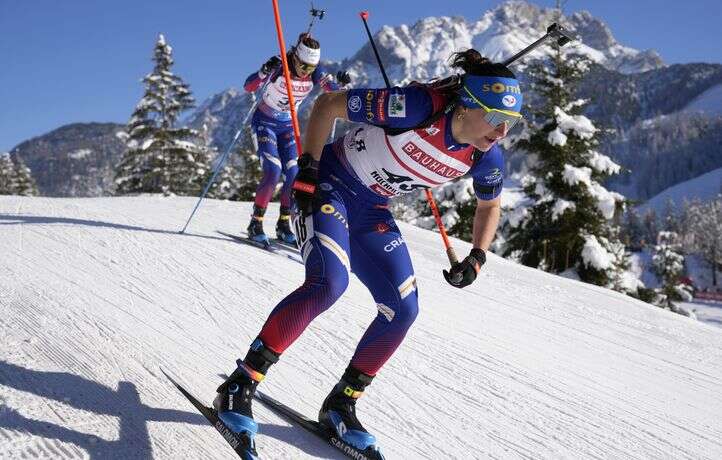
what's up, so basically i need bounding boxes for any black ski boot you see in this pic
[246,205,269,245]
[275,206,297,245]
[214,339,280,439]
[319,366,379,451]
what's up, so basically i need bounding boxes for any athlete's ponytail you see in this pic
[297,32,320,50]
[449,49,516,79]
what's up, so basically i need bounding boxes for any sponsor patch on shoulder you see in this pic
[484,168,503,184]
[348,95,362,113]
[389,93,406,118]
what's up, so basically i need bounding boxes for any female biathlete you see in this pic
[216,49,523,456]
[243,33,350,244]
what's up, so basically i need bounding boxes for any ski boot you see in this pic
[275,206,297,245]
[214,339,280,443]
[247,205,269,245]
[319,366,381,453]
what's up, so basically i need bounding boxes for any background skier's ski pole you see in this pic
[179,86,265,234]
[359,10,460,266]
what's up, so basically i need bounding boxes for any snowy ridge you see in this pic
[1,196,721,459]
[640,167,722,215]
[684,83,722,116]
[339,0,663,90]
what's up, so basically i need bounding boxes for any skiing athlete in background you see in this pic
[215,49,523,454]
[243,33,351,245]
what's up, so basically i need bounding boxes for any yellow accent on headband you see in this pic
[462,86,522,118]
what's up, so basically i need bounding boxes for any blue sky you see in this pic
[1,0,721,151]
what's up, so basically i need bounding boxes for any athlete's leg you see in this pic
[275,131,300,242]
[316,205,413,450]
[252,124,282,210]
[257,188,352,353]
[347,208,419,376]
[277,130,299,210]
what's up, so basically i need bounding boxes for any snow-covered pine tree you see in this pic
[13,156,39,196]
[683,195,722,287]
[501,48,636,293]
[0,153,17,195]
[202,123,240,200]
[232,125,264,201]
[651,231,694,316]
[115,34,209,196]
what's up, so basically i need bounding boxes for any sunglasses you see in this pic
[462,86,523,130]
[295,59,317,73]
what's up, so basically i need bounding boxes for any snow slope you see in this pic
[684,83,722,116]
[1,196,721,459]
[639,167,722,215]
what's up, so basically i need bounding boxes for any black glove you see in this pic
[260,56,281,75]
[443,248,486,289]
[292,153,320,216]
[336,70,351,86]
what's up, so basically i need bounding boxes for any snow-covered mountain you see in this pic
[9,123,125,197]
[2,195,722,459]
[638,167,722,215]
[339,0,663,88]
[605,112,722,200]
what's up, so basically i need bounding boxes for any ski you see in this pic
[160,368,259,460]
[217,230,303,264]
[255,391,386,460]
[272,238,301,254]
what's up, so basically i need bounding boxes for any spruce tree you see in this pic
[501,49,634,292]
[115,34,209,196]
[203,123,240,200]
[0,153,17,195]
[13,157,39,196]
[651,231,693,314]
[683,196,722,287]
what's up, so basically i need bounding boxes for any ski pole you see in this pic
[359,11,460,266]
[271,0,303,157]
[179,85,266,234]
[501,23,574,66]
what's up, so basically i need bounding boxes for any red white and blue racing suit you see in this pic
[244,65,340,210]
[256,85,505,375]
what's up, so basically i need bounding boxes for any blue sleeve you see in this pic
[312,66,340,92]
[345,86,434,129]
[468,144,505,200]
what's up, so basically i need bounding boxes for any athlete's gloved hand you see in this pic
[260,56,281,76]
[336,70,351,86]
[292,153,320,216]
[443,248,486,289]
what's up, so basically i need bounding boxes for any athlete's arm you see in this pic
[472,196,501,250]
[312,66,341,92]
[304,91,349,161]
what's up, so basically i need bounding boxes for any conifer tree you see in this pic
[501,48,635,293]
[13,156,39,196]
[651,231,693,314]
[0,153,17,195]
[115,34,209,196]
[683,196,722,287]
